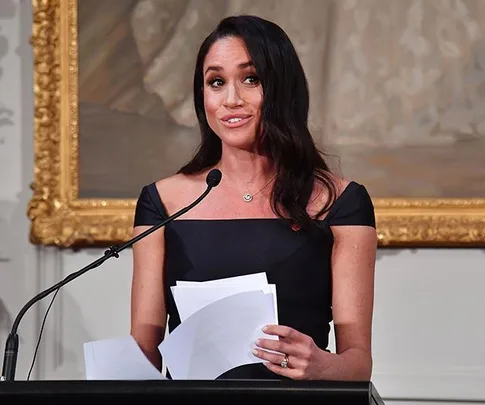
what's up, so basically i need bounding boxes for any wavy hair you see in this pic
[178,15,336,233]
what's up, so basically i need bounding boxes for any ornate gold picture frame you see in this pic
[28,0,485,248]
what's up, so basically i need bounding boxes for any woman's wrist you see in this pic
[316,348,372,381]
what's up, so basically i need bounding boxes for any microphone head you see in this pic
[206,169,222,187]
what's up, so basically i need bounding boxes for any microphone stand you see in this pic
[1,177,219,381]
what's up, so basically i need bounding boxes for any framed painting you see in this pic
[28,0,485,247]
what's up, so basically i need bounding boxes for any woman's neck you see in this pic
[216,150,276,190]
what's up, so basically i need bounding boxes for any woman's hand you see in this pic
[252,324,330,380]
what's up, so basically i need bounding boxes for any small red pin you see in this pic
[291,223,301,232]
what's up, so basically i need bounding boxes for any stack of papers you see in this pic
[171,272,278,323]
[83,273,277,380]
[160,273,278,379]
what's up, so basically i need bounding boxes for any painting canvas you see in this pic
[27,0,485,247]
[77,0,485,200]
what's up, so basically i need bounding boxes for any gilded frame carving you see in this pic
[28,0,485,248]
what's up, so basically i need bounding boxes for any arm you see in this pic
[130,225,167,371]
[324,224,377,379]
[254,224,377,380]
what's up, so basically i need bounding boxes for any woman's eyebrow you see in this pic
[204,61,254,75]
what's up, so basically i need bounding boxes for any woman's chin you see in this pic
[220,133,258,151]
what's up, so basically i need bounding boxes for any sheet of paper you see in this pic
[158,290,276,380]
[172,284,278,323]
[175,272,268,287]
[83,335,167,380]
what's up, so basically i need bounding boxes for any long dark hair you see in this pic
[179,15,336,233]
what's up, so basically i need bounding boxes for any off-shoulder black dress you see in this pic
[134,181,375,379]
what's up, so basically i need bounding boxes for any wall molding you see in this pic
[373,368,485,402]
[35,247,64,379]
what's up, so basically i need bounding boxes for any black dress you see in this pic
[133,180,376,379]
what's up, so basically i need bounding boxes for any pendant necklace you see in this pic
[221,170,277,203]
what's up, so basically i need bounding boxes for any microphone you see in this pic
[1,169,222,381]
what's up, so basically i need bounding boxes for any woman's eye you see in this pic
[244,75,260,85]
[208,78,224,88]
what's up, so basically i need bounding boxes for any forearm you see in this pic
[131,326,165,372]
[318,348,372,381]
[142,347,163,371]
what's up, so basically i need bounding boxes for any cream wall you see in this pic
[0,1,484,404]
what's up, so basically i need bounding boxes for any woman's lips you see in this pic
[220,114,253,128]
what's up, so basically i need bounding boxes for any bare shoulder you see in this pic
[308,172,352,217]
[328,172,352,195]
[154,170,209,215]
[154,173,193,194]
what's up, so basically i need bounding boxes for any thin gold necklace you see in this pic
[220,169,277,202]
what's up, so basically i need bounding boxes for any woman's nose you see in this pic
[224,83,244,107]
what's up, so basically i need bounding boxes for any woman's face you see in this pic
[203,36,263,151]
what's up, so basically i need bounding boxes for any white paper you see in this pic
[158,290,276,380]
[172,272,278,322]
[83,335,167,380]
[175,272,268,287]
[172,284,278,323]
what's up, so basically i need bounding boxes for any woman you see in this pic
[131,15,377,381]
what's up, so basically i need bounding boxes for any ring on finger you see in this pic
[280,354,289,368]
